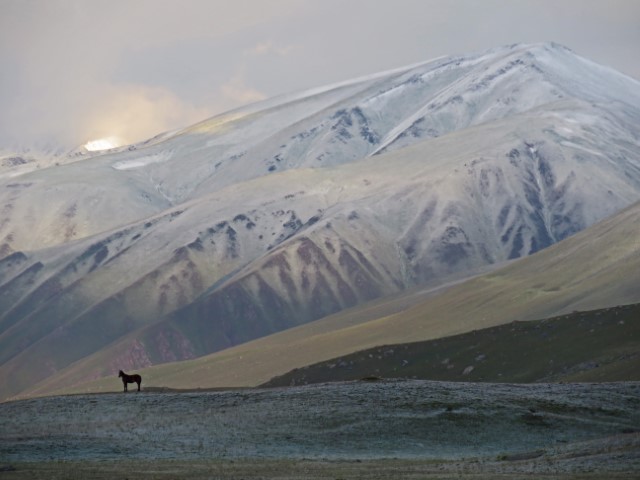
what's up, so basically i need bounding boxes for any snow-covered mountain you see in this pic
[1,42,640,399]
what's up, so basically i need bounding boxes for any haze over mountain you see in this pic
[29,197,640,397]
[1,42,640,400]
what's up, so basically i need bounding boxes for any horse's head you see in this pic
[118,370,124,377]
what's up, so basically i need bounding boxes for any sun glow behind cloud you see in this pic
[1,0,639,150]
[76,84,213,150]
[84,136,121,151]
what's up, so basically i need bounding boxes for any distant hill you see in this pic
[263,303,640,387]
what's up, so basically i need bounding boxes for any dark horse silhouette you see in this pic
[118,370,142,392]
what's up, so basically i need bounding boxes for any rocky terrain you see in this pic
[1,381,639,479]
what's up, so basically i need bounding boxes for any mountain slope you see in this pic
[24,199,640,397]
[1,42,640,400]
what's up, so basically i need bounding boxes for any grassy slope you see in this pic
[263,303,640,386]
[22,201,640,398]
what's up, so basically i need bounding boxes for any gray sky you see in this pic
[1,0,639,149]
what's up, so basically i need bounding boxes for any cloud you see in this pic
[0,74,212,148]
[78,84,213,145]
[0,0,638,150]
[245,40,298,57]
[219,74,267,106]
[0,0,302,148]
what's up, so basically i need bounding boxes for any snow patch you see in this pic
[112,151,173,170]
[560,141,604,157]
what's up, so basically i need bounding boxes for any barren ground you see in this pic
[1,380,639,479]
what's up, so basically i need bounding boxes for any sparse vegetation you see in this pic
[1,381,638,479]
[263,303,640,387]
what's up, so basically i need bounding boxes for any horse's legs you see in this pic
[123,381,127,392]
[137,381,141,392]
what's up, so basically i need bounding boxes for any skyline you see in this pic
[1,0,639,150]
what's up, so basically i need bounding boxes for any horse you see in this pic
[118,370,142,392]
